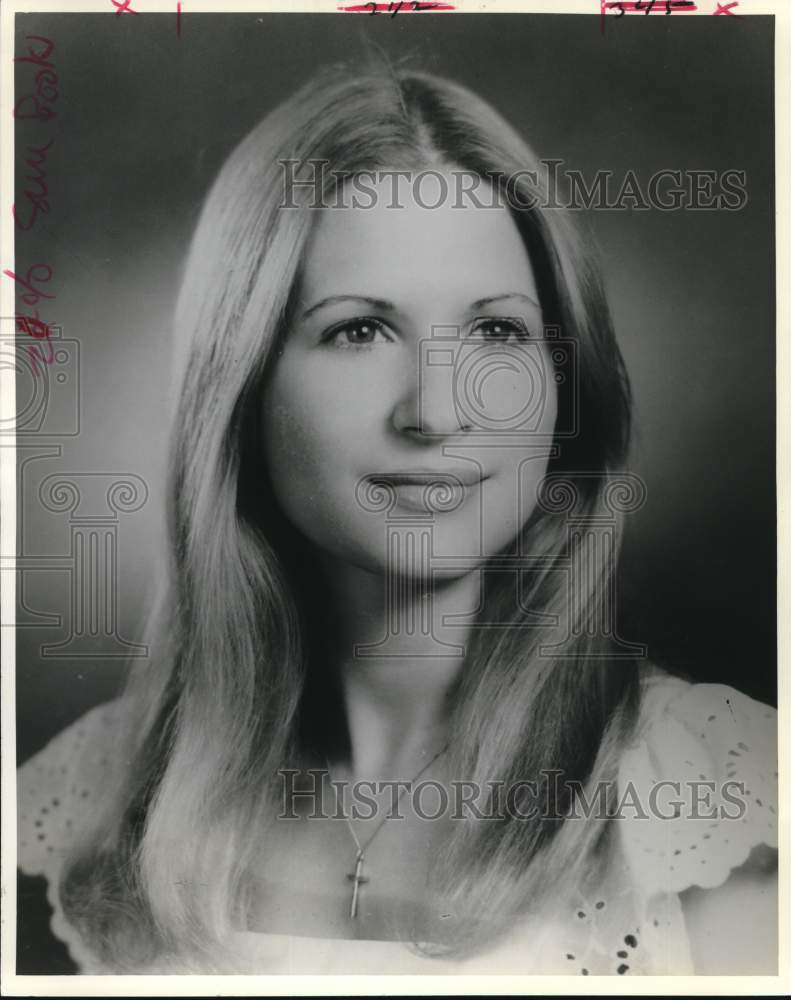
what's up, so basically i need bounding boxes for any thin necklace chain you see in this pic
[326,742,450,855]
[325,742,450,918]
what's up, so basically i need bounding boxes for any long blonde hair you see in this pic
[61,63,641,969]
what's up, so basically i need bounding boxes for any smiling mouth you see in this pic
[372,471,486,488]
[367,471,487,514]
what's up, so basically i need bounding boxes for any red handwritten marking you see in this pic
[3,268,56,372]
[13,34,55,69]
[16,312,53,341]
[177,2,182,36]
[111,0,138,14]
[13,36,58,121]
[600,0,696,31]
[606,0,697,12]
[337,2,456,13]
[26,336,55,375]
[11,38,58,376]
[12,139,54,232]
[15,312,55,374]
[3,265,55,306]
[714,1,740,14]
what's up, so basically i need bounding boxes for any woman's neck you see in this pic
[321,556,479,779]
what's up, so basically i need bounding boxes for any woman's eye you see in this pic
[323,318,393,349]
[471,318,530,343]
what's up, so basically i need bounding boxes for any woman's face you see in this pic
[261,173,558,578]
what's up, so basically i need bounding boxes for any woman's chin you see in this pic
[295,507,521,581]
[324,541,493,584]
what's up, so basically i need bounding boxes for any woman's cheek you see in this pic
[261,382,355,525]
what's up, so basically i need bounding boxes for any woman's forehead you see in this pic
[298,175,541,310]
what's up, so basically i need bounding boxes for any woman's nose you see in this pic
[390,351,471,440]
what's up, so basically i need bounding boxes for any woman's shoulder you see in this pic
[17,698,125,973]
[618,667,777,895]
[605,668,778,973]
[634,664,777,733]
[17,698,124,880]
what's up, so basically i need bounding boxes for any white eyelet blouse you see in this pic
[17,672,777,975]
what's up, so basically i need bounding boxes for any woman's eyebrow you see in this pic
[300,295,396,320]
[470,292,541,311]
[299,291,541,322]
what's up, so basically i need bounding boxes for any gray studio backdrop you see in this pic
[12,12,775,762]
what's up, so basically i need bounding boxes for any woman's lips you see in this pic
[367,472,487,513]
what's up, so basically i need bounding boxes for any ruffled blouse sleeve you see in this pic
[617,678,778,899]
[17,700,123,971]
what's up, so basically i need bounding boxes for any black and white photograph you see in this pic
[1,0,785,990]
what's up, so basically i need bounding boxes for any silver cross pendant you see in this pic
[346,850,370,919]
